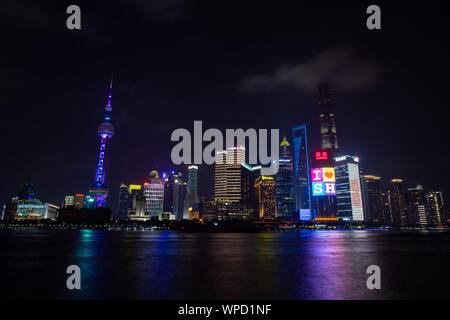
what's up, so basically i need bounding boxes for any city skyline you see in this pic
[4,80,446,227]
[2,1,450,304]
[1,1,449,209]
[3,78,449,224]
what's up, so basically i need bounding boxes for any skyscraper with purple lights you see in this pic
[89,79,115,208]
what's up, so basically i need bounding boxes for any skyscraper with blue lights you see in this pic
[89,79,115,208]
[292,125,312,220]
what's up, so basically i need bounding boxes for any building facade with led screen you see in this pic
[334,155,364,221]
[292,125,311,220]
[310,150,337,221]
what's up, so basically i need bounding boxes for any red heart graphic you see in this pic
[325,172,333,179]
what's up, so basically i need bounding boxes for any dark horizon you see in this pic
[2,0,450,208]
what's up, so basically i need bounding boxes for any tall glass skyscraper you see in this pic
[388,179,407,227]
[187,165,198,194]
[241,163,261,217]
[361,175,385,224]
[275,136,295,219]
[334,155,364,221]
[254,176,277,218]
[163,171,188,220]
[116,184,130,220]
[292,125,311,220]
[116,184,143,220]
[406,185,428,227]
[184,165,200,219]
[426,191,445,227]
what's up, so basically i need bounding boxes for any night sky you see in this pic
[2,0,449,207]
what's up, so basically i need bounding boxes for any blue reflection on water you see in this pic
[1,229,449,299]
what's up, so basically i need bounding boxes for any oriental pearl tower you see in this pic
[89,79,115,208]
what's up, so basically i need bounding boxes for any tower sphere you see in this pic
[97,122,115,137]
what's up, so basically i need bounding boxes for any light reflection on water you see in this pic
[0,229,449,299]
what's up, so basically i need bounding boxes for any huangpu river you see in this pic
[1,229,449,299]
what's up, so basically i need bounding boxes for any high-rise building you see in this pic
[89,79,115,208]
[241,163,261,217]
[292,125,311,220]
[163,171,188,220]
[406,185,428,227]
[163,172,175,213]
[116,184,132,220]
[254,176,277,219]
[318,83,338,150]
[175,181,188,220]
[124,184,146,221]
[275,136,295,220]
[426,191,445,227]
[187,165,198,194]
[388,179,407,227]
[361,175,385,224]
[334,155,364,221]
[382,192,392,225]
[144,171,164,219]
[310,150,338,222]
[184,166,201,219]
[214,146,245,203]
[63,195,75,208]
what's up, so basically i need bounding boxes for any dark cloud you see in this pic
[240,47,381,93]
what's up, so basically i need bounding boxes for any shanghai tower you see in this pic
[89,79,115,208]
[318,83,338,150]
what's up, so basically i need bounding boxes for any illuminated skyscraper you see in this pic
[187,165,198,194]
[318,83,338,150]
[275,136,295,219]
[163,172,176,213]
[310,150,338,222]
[361,175,385,224]
[292,125,311,220]
[184,166,201,219]
[116,184,130,220]
[144,170,165,219]
[162,171,187,220]
[254,176,277,218]
[426,191,445,227]
[406,185,428,227]
[214,146,245,203]
[388,179,407,227]
[89,79,115,208]
[334,155,364,221]
[241,163,261,217]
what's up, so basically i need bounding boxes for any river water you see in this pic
[1,229,449,299]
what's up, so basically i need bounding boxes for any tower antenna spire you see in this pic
[105,74,113,123]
